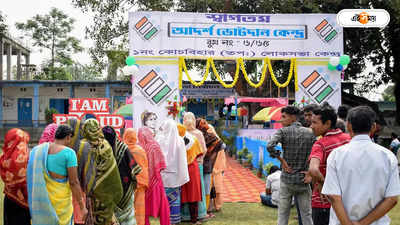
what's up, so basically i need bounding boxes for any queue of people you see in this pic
[1,112,226,225]
[265,104,400,225]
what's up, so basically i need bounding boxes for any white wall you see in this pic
[3,87,34,121]
[38,87,70,120]
[2,85,133,122]
[75,87,105,98]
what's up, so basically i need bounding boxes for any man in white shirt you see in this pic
[261,166,281,208]
[322,106,400,225]
[389,132,400,155]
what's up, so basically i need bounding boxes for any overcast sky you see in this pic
[1,1,388,100]
[2,0,93,65]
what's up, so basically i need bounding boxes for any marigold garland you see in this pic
[294,59,299,91]
[179,57,298,91]
[240,58,268,88]
[210,58,240,88]
[268,58,295,89]
[179,57,209,89]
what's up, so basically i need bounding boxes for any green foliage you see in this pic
[0,11,7,34]
[263,162,274,175]
[247,153,253,163]
[45,108,59,124]
[242,147,249,156]
[16,8,83,68]
[106,50,128,80]
[34,66,72,80]
[382,85,395,102]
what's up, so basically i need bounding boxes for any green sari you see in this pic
[78,119,123,225]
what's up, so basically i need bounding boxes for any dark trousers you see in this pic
[189,202,199,223]
[4,195,31,225]
[312,207,330,225]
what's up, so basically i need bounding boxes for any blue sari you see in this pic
[27,143,73,225]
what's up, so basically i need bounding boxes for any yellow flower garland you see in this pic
[210,58,240,88]
[294,59,299,91]
[268,58,295,89]
[240,58,268,88]
[179,57,298,91]
[179,57,210,89]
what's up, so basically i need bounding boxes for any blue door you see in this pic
[187,102,207,117]
[18,98,32,126]
[50,99,69,114]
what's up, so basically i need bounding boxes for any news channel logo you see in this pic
[337,9,390,28]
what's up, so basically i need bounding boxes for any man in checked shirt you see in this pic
[268,105,315,225]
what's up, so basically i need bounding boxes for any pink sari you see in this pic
[138,127,170,225]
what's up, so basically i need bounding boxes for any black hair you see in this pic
[392,132,398,139]
[336,119,346,133]
[338,105,350,120]
[102,126,116,150]
[55,124,74,140]
[281,106,300,116]
[347,106,376,134]
[303,104,319,113]
[270,165,280,174]
[312,103,337,129]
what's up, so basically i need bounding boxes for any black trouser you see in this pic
[312,207,330,225]
[4,195,31,225]
[189,202,199,223]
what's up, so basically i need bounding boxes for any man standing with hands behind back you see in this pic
[322,106,400,225]
[267,106,315,225]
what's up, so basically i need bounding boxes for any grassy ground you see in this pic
[1,179,400,225]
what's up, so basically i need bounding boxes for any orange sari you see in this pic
[123,128,149,225]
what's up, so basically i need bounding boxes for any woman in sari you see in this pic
[27,125,87,225]
[182,112,209,221]
[67,117,86,225]
[196,119,223,211]
[39,123,58,144]
[123,128,149,225]
[77,119,123,225]
[102,126,142,225]
[207,125,227,212]
[0,128,31,225]
[177,124,203,225]
[138,127,170,225]
[155,119,189,224]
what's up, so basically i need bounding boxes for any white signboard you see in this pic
[129,12,343,58]
[295,60,342,109]
[132,59,180,133]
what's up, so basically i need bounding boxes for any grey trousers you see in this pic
[278,180,313,225]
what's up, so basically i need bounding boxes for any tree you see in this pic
[0,11,7,34]
[382,85,395,102]
[16,8,83,68]
[73,0,400,123]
